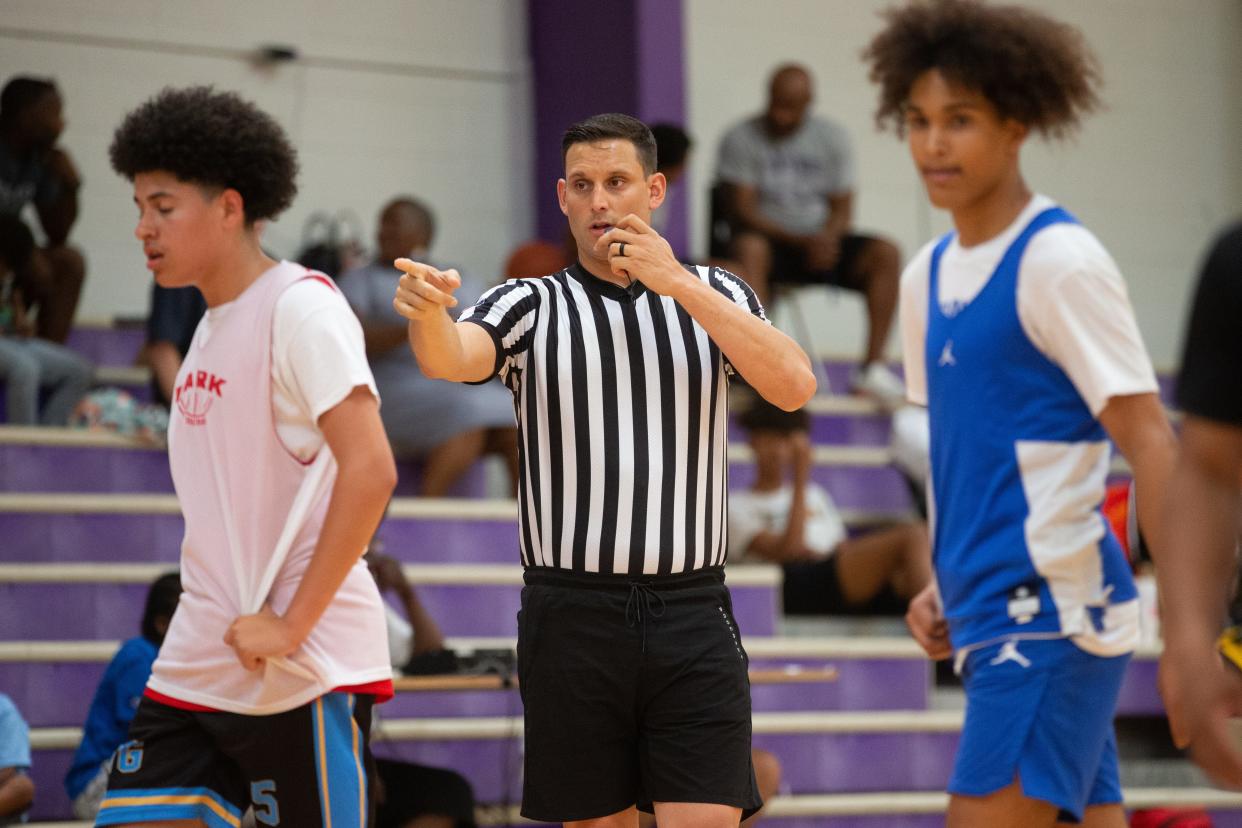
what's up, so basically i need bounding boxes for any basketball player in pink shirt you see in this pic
[96,86,397,828]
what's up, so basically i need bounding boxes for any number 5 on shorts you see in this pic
[251,779,280,826]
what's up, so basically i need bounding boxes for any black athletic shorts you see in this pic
[516,565,762,822]
[95,692,377,828]
[375,758,476,828]
[782,557,907,616]
[770,233,874,289]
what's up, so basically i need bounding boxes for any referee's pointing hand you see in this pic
[596,214,687,296]
[392,258,461,322]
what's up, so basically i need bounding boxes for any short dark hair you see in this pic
[141,572,182,644]
[0,76,57,129]
[109,86,299,223]
[863,0,1102,138]
[386,196,436,245]
[738,394,810,434]
[650,123,692,173]
[562,113,657,176]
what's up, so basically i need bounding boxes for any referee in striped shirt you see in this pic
[393,113,816,828]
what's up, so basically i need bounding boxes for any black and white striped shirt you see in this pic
[460,262,767,575]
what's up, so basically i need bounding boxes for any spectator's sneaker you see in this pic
[851,362,906,409]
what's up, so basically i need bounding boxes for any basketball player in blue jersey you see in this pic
[864,2,1177,826]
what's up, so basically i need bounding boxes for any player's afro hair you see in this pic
[863,0,1102,138]
[110,86,298,223]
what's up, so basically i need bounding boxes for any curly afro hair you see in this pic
[110,86,298,223]
[863,0,1102,139]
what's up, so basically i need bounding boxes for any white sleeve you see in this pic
[899,244,934,406]
[727,493,765,561]
[1018,228,1159,416]
[802,484,847,556]
[272,280,378,426]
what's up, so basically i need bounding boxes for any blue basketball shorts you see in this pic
[949,636,1130,823]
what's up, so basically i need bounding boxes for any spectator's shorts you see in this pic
[950,636,1129,823]
[96,691,377,828]
[769,233,876,289]
[517,565,762,822]
[375,759,476,828]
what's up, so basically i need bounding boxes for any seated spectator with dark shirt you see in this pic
[730,396,931,615]
[340,196,517,496]
[0,76,85,344]
[140,283,206,408]
[0,692,34,826]
[64,572,181,819]
[0,213,92,424]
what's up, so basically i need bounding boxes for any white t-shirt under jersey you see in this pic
[728,482,847,563]
[194,279,378,456]
[900,194,1157,415]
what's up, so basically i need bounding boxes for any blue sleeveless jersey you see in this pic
[925,206,1138,653]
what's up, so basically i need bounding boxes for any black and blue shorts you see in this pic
[96,691,376,828]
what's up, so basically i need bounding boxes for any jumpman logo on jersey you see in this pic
[989,640,1031,669]
[938,340,957,367]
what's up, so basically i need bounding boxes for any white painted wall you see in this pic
[685,0,1242,367]
[0,1,532,321]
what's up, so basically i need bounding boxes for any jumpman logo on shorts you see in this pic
[938,340,957,367]
[989,640,1031,669]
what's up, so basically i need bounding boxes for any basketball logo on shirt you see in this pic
[175,369,227,425]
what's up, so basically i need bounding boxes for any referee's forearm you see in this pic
[676,278,816,410]
[406,313,469,381]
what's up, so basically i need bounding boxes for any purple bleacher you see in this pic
[731,461,914,512]
[0,439,490,496]
[0,579,778,639]
[0,654,911,732]
[755,730,958,794]
[1117,658,1162,716]
[749,658,929,713]
[2,510,520,564]
[2,511,185,562]
[1,660,109,727]
[727,409,892,446]
[0,442,171,493]
[65,326,146,366]
[24,748,73,821]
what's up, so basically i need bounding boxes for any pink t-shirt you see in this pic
[148,262,392,715]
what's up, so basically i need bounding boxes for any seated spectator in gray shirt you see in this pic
[339,196,517,496]
[716,63,904,404]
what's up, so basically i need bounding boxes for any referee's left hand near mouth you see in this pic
[596,214,688,296]
[392,258,461,322]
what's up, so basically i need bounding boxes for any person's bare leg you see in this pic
[730,232,773,306]
[832,523,931,607]
[852,238,900,367]
[37,245,86,344]
[567,805,640,828]
[1059,803,1126,828]
[742,748,782,826]
[652,802,741,828]
[402,816,456,828]
[419,428,487,497]
[947,779,1059,828]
